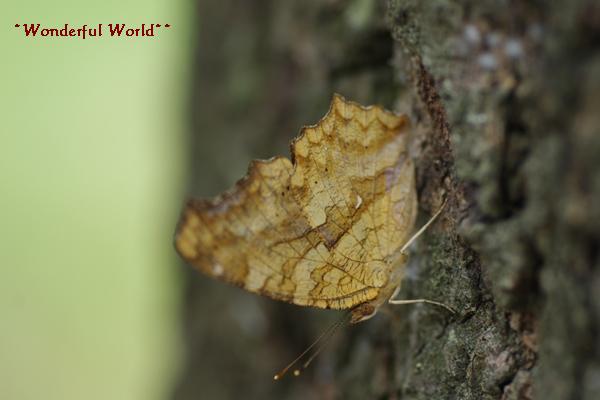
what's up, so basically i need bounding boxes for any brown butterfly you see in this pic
[175,94,452,378]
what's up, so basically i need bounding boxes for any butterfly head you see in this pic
[349,303,377,324]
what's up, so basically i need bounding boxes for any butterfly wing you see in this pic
[175,95,417,310]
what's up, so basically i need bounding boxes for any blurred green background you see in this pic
[1,1,190,399]
[1,1,395,398]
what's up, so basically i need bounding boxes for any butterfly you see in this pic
[175,94,452,378]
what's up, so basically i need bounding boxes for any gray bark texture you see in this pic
[172,1,600,399]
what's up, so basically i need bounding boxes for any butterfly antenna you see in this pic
[273,311,351,380]
[297,311,350,373]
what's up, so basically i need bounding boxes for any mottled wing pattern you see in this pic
[175,94,417,310]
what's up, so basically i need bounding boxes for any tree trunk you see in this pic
[173,1,600,399]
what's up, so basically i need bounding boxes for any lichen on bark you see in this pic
[384,0,600,399]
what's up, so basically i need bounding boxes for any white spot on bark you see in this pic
[505,38,523,59]
[478,52,497,70]
[464,24,481,45]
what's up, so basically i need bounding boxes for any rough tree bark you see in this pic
[172,1,600,399]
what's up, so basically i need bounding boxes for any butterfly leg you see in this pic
[388,297,455,313]
[400,198,448,255]
[392,200,454,313]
